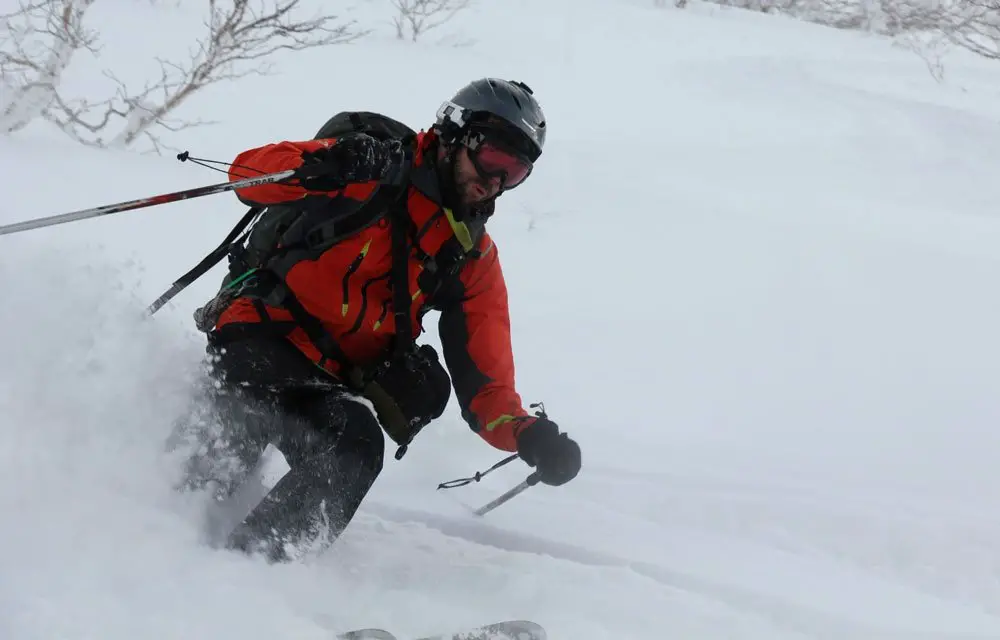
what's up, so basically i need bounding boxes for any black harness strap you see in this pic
[146,206,262,315]
[389,199,414,359]
[267,276,366,386]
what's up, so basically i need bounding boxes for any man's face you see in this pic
[452,145,503,207]
[438,126,535,208]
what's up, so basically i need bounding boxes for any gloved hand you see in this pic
[296,134,405,190]
[515,417,581,486]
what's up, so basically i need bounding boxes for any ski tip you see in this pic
[336,628,397,640]
[415,619,547,640]
[335,619,546,640]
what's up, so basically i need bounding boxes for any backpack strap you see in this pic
[146,206,263,315]
[389,195,414,358]
[253,268,368,388]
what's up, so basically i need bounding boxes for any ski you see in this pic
[335,620,545,640]
[416,619,546,640]
[335,629,397,640]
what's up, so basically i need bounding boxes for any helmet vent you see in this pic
[512,80,534,95]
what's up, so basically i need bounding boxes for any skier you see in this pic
[183,78,582,562]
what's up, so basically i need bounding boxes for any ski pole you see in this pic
[0,169,296,237]
[437,456,542,517]
[437,454,520,489]
[473,471,541,517]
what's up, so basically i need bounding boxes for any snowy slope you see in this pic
[3,0,1000,638]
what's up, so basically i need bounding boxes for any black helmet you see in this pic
[434,78,546,162]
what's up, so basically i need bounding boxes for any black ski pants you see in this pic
[202,332,385,561]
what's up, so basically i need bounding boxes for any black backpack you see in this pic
[149,111,418,333]
[229,112,418,288]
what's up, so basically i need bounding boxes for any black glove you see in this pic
[515,417,581,486]
[297,134,405,190]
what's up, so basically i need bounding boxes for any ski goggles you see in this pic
[463,129,534,190]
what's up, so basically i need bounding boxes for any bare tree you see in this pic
[0,0,98,134]
[935,0,1000,59]
[661,0,998,72]
[876,0,998,78]
[41,0,368,152]
[390,0,471,42]
[0,0,367,152]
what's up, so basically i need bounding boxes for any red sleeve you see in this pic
[227,139,328,206]
[228,138,379,207]
[438,235,532,451]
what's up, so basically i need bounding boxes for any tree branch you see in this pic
[390,0,471,42]
[0,0,98,133]
[39,0,369,152]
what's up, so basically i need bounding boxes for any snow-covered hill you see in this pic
[3,1,1000,638]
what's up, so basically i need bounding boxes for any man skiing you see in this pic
[184,78,582,562]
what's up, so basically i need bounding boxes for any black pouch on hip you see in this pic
[362,343,451,458]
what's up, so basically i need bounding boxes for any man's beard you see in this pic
[455,161,503,211]
[453,170,487,206]
[436,143,495,220]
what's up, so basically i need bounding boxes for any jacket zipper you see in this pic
[340,239,372,317]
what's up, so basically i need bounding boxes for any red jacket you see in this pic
[214,129,532,451]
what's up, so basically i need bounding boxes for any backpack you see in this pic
[148,111,418,335]
[227,112,418,290]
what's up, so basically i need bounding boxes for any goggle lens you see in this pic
[465,132,534,189]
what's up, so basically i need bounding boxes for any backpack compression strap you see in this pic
[389,196,414,359]
[146,206,263,315]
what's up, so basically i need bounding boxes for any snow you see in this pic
[3,0,1000,638]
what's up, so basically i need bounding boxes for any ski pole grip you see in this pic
[291,162,338,180]
[526,471,542,486]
